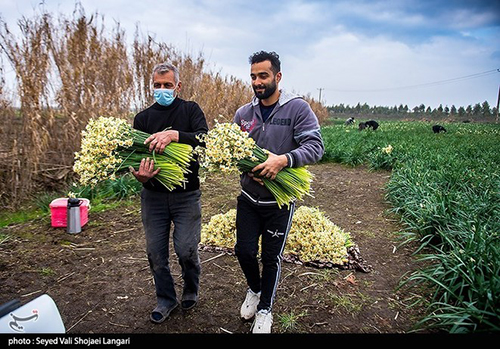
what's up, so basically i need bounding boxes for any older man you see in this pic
[130,62,208,323]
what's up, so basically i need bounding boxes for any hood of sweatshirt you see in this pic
[250,89,303,108]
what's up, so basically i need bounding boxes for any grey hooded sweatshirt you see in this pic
[233,90,325,205]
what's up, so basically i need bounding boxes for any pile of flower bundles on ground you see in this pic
[201,209,237,250]
[201,206,353,266]
[287,206,353,265]
[73,116,193,190]
[196,121,314,208]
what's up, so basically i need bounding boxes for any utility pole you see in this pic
[496,84,499,123]
[317,88,324,103]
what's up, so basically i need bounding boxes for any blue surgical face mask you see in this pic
[154,88,176,106]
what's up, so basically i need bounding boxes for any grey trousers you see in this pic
[140,188,202,308]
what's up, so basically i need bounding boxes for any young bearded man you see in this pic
[233,51,324,333]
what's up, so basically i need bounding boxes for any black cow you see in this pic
[432,125,446,133]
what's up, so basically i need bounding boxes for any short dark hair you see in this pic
[249,51,281,75]
[152,62,180,84]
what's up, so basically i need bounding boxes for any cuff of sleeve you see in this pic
[285,153,294,168]
[177,130,186,143]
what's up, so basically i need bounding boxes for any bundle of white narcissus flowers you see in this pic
[201,209,237,249]
[201,206,353,266]
[73,116,193,190]
[196,121,314,208]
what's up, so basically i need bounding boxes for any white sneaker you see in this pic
[252,309,273,334]
[240,289,260,320]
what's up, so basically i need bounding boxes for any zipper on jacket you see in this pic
[257,101,280,133]
[265,102,282,130]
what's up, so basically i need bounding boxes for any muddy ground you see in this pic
[0,163,430,336]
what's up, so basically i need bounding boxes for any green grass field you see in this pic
[321,121,500,332]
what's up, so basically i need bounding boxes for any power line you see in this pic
[324,68,500,93]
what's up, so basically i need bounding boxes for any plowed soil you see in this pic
[0,163,429,335]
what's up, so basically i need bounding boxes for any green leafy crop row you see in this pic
[321,121,500,332]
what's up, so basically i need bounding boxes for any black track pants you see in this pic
[234,195,295,311]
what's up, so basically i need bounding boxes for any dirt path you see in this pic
[0,163,427,334]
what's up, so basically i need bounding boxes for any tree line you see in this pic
[328,100,498,119]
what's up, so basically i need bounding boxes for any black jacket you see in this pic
[133,98,208,192]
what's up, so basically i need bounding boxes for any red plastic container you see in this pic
[49,198,90,228]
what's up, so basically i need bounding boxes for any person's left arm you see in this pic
[177,102,209,147]
[253,100,325,180]
[287,101,324,167]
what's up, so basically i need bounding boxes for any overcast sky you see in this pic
[1,0,499,109]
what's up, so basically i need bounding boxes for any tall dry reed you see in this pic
[0,6,327,209]
[0,13,53,207]
[0,64,15,207]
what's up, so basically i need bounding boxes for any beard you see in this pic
[253,80,277,100]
